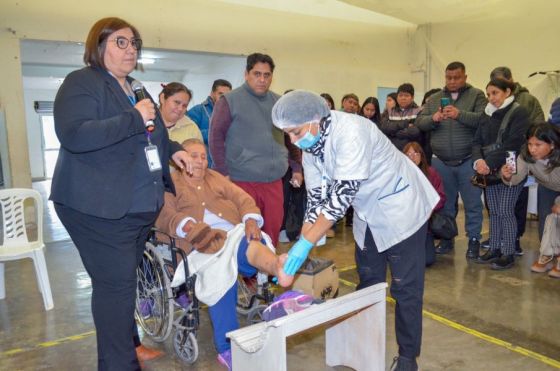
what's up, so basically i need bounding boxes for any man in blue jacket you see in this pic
[187,79,232,168]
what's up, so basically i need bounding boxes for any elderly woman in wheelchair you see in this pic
[154,138,294,369]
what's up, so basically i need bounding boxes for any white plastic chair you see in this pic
[0,188,53,310]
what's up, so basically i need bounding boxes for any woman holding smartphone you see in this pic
[472,78,529,269]
[501,123,560,275]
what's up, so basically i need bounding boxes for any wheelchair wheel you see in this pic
[173,330,198,364]
[135,242,174,342]
[236,275,258,315]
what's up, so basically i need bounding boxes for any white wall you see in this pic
[413,1,560,111]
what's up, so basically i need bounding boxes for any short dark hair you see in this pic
[211,79,232,91]
[446,61,466,72]
[490,66,513,81]
[159,82,192,105]
[486,78,515,92]
[320,93,335,110]
[521,122,560,170]
[83,17,141,70]
[397,83,415,96]
[246,53,275,72]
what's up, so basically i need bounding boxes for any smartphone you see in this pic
[440,97,451,108]
[506,151,517,174]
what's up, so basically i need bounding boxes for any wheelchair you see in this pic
[135,230,200,364]
[236,272,276,324]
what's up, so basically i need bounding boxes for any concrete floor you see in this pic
[0,181,559,370]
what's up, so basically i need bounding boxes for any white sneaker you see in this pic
[278,230,289,243]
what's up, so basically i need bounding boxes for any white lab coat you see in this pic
[303,111,440,252]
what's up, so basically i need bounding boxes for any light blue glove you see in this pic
[283,236,314,275]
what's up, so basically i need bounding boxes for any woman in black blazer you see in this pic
[50,17,191,370]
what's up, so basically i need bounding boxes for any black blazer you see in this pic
[50,67,180,219]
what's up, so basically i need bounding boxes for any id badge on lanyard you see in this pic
[128,93,162,172]
[144,129,162,172]
[145,144,162,172]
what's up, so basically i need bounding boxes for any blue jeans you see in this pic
[432,157,482,240]
[207,237,259,353]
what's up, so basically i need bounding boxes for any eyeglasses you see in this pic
[109,36,142,50]
[406,152,420,157]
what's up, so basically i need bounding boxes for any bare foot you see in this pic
[276,253,294,287]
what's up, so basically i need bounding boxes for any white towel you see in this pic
[170,224,274,306]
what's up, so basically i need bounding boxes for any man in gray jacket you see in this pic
[416,61,487,259]
[485,66,545,255]
[209,53,303,246]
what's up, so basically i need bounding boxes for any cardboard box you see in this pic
[292,257,339,300]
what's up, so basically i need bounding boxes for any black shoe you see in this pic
[515,239,524,256]
[476,249,501,264]
[389,356,418,371]
[491,254,515,270]
[466,238,480,260]
[480,239,490,250]
[435,239,454,255]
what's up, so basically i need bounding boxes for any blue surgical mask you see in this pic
[294,123,320,149]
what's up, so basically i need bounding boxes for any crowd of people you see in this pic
[50,15,560,371]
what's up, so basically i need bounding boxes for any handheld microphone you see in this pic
[130,80,155,132]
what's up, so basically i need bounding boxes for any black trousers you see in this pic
[355,222,427,359]
[55,203,158,371]
[281,169,306,241]
[515,186,529,238]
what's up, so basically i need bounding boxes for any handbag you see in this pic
[470,173,503,189]
[472,102,520,189]
[430,211,458,240]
